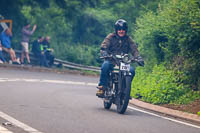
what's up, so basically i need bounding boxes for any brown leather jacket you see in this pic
[101,33,139,57]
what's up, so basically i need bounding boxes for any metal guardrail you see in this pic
[14,50,101,72]
[54,58,101,72]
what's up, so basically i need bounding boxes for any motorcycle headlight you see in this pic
[116,55,122,59]
[123,56,129,63]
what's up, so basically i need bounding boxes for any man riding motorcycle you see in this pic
[96,19,144,98]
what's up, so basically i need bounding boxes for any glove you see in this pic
[100,50,109,57]
[137,56,144,67]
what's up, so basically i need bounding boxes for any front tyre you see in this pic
[103,99,112,109]
[117,76,131,114]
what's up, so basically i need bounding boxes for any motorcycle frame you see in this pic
[108,63,132,104]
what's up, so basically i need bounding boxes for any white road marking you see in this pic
[0,78,97,86]
[0,125,13,133]
[87,83,98,86]
[21,79,40,82]
[41,79,86,85]
[0,78,8,82]
[0,77,97,133]
[0,111,43,133]
[128,106,200,129]
[3,77,199,129]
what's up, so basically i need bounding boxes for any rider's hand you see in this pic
[100,50,109,57]
[137,56,144,67]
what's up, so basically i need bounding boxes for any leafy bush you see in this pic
[175,91,200,104]
[134,0,200,90]
[55,43,100,66]
[131,64,186,104]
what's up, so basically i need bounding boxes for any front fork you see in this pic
[105,72,118,100]
[117,71,132,95]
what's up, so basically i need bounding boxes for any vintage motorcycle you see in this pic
[100,53,143,114]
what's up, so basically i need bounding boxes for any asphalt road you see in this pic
[0,67,199,133]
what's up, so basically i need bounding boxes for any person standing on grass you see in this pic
[21,23,37,65]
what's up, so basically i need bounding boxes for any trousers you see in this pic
[99,60,135,89]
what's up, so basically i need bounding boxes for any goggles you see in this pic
[117,27,126,31]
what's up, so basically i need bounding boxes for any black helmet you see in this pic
[114,19,128,33]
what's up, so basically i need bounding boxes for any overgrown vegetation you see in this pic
[132,0,200,104]
[1,0,199,105]
[131,64,199,104]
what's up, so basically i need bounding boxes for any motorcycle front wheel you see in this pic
[103,99,112,109]
[116,76,131,114]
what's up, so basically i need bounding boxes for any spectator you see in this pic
[0,28,20,64]
[0,40,6,63]
[21,23,37,64]
[42,36,54,67]
[32,36,48,67]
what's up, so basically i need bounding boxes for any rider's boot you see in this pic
[96,86,105,98]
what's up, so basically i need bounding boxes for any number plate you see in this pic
[120,62,130,71]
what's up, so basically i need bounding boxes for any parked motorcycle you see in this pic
[100,53,143,114]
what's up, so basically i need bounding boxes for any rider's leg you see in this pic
[98,60,113,89]
[97,60,113,97]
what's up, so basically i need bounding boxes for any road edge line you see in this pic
[0,111,43,133]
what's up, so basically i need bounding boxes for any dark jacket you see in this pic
[101,33,139,57]
[42,40,51,52]
[32,40,42,55]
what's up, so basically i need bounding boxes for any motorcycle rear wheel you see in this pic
[116,76,131,114]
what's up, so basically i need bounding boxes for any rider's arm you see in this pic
[100,33,113,52]
[100,33,115,57]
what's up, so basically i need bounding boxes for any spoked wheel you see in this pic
[103,75,113,110]
[116,76,131,114]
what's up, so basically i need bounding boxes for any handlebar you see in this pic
[100,54,144,66]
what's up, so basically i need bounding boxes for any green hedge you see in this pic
[131,64,186,104]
